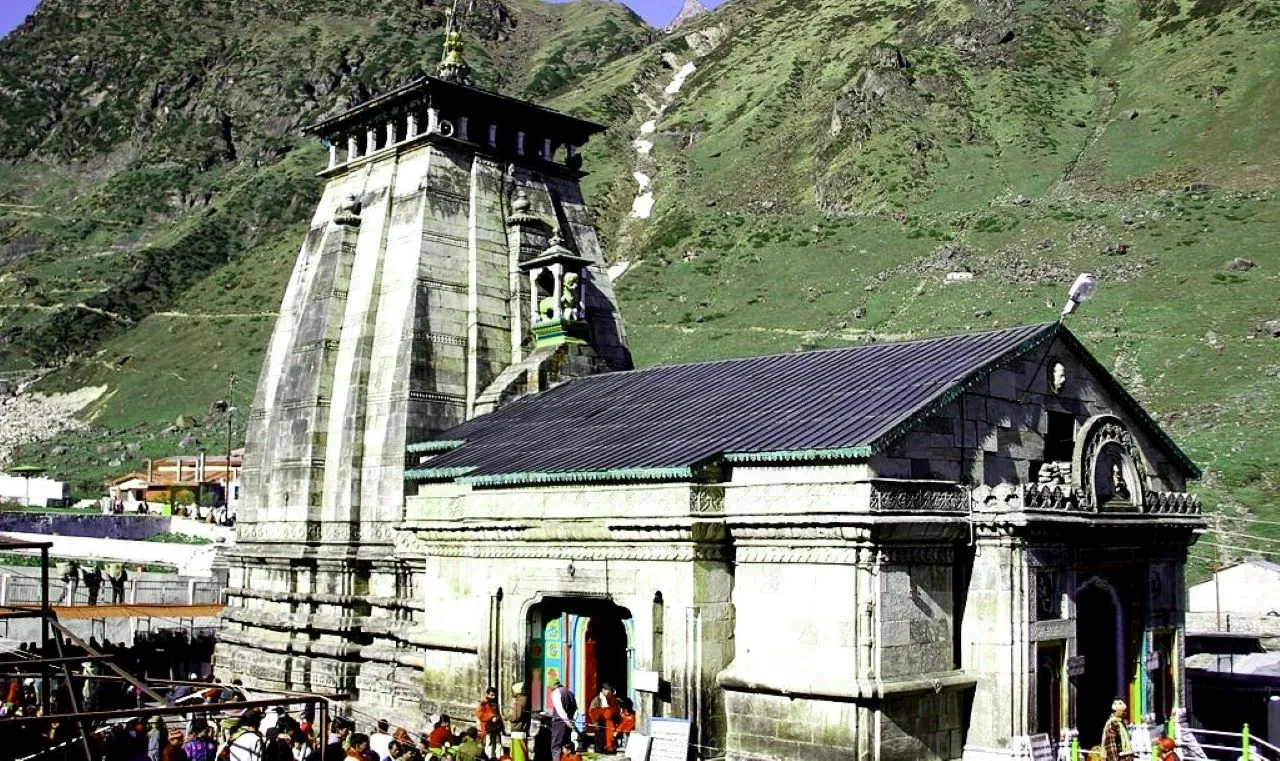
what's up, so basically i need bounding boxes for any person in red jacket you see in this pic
[427,716,457,750]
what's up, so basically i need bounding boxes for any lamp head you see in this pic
[1061,273,1098,317]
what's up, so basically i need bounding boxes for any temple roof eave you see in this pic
[302,75,606,142]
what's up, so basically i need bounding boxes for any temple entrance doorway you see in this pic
[1076,577,1127,747]
[527,597,634,713]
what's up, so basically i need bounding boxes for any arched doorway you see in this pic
[528,597,633,713]
[1076,578,1125,746]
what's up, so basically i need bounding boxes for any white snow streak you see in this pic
[664,62,697,95]
[608,260,636,281]
[627,61,697,220]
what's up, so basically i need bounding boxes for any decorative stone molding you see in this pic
[396,540,725,562]
[691,484,725,513]
[1143,491,1202,515]
[879,545,955,565]
[1022,483,1083,511]
[730,524,848,541]
[735,546,868,565]
[869,479,967,512]
[1074,415,1149,508]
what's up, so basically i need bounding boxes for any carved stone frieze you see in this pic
[691,485,726,513]
[1074,416,1149,508]
[1022,484,1082,511]
[397,540,725,562]
[1142,491,1202,515]
[869,480,967,512]
[735,546,867,565]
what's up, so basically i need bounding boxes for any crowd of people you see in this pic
[55,560,131,605]
[3,634,638,761]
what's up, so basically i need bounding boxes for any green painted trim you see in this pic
[404,466,476,481]
[459,466,693,488]
[406,439,465,454]
[722,446,872,463]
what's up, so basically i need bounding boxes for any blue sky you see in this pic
[0,0,722,39]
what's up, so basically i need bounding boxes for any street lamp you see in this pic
[1060,272,1098,319]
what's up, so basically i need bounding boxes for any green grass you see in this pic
[145,532,213,545]
[0,552,177,574]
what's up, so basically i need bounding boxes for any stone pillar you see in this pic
[516,131,525,156]
[550,262,564,319]
[428,108,440,135]
[962,532,1032,759]
[348,135,359,161]
[488,124,498,148]
[459,116,470,142]
[406,113,418,139]
[366,127,377,156]
[386,121,397,146]
[528,269,541,323]
[543,138,553,161]
[328,143,338,169]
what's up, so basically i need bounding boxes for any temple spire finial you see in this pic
[437,2,474,85]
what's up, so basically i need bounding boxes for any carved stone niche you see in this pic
[1073,415,1148,512]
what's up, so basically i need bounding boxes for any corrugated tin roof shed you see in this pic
[407,322,1196,486]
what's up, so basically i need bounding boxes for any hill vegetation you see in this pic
[0,0,1277,579]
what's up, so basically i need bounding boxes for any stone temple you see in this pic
[217,38,1206,761]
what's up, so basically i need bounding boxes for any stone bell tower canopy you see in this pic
[303,75,606,174]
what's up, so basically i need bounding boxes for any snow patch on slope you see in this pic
[627,62,697,220]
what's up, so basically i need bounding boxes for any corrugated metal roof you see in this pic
[409,322,1198,485]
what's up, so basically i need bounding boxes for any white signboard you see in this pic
[648,717,691,761]
[625,733,651,761]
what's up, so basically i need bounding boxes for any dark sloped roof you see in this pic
[408,322,1197,486]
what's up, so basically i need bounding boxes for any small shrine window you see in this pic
[1044,411,1075,462]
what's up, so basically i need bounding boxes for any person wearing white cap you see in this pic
[1102,699,1133,761]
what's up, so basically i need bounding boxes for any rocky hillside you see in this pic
[0,0,652,489]
[0,0,1277,574]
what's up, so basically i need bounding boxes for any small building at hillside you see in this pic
[1189,558,1280,619]
[108,451,243,514]
[0,471,71,507]
[390,321,1204,761]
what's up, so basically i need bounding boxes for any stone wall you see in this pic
[723,691,863,761]
[872,343,1189,494]
[0,512,170,540]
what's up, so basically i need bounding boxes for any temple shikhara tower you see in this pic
[214,33,631,721]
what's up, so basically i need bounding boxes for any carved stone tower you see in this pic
[214,66,631,722]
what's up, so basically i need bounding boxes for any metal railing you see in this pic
[1186,726,1280,761]
[1068,724,1280,761]
[0,573,220,606]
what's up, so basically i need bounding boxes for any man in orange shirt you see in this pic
[587,684,621,753]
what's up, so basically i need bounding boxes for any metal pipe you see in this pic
[51,628,94,760]
[0,654,114,668]
[0,693,349,726]
[39,545,50,715]
[51,619,170,705]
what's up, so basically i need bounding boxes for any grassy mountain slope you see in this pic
[1,0,1277,576]
[549,0,1279,577]
[0,0,652,490]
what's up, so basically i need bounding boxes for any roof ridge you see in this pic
[565,321,1060,383]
